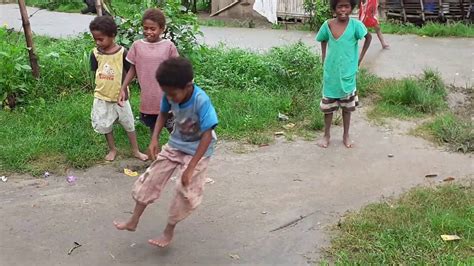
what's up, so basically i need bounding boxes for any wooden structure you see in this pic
[384,0,472,22]
[277,0,308,22]
[211,0,309,22]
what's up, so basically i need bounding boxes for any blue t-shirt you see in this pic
[161,85,218,157]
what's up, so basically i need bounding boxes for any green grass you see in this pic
[419,113,474,153]
[380,21,474,38]
[0,90,153,176]
[26,0,84,13]
[328,183,474,264]
[368,70,447,119]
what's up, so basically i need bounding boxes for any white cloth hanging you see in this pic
[253,0,278,24]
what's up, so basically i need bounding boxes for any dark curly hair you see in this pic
[89,15,117,37]
[156,57,194,89]
[330,0,358,11]
[142,8,166,29]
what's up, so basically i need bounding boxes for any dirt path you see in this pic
[1,109,472,265]
[1,4,473,265]
[1,4,473,87]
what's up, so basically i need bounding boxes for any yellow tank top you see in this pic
[93,47,125,102]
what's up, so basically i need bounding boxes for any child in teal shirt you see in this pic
[316,0,372,148]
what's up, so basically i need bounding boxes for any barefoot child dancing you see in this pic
[316,0,371,148]
[89,16,148,161]
[114,57,218,247]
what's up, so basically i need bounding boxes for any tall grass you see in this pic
[380,21,474,37]
[371,70,447,118]
[424,113,473,153]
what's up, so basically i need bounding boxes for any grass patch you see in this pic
[418,113,473,153]
[328,183,474,264]
[369,70,447,119]
[26,0,84,13]
[380,21,474,38]
[0,91,152,175]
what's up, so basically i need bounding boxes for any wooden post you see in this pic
[96,0,103,16]
[18,0,40,78]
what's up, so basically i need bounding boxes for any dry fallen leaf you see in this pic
[274,131,284,136]
[124,168,138,177]
[282,123,295,130]
[443,176,455,182]
[441,235,461,241]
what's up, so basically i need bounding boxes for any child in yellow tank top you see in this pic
[89,16,148,162]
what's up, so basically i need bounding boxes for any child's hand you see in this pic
[181,166,195,187]
[148,139,161,161]
[118,89,128,107]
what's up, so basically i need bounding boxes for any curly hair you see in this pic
[142,8,166,28]
[156,57,194,89]
[89,15,117,37]
[330,0,358,11]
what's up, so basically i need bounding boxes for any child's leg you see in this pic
[318,113,333,148]
[114,147,179,231]
[113,202,146,231]
[375,25,389,49]
[342,110,353,148]
[148,157,210,247]
[126,131,148,161]
[340,92,358,148]
[91,98,118,160]
[104,132,117,161]
[319,97,338,148]
[116,101,148,161]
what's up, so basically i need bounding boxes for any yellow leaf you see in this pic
[124,168,138,177]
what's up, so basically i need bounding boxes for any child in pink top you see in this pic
[119,8,179,133]
[359,0,389,49]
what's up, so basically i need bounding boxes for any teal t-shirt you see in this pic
[316,18,368,98]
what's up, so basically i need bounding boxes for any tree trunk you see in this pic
[96,0,103,16]
[18,0,40,79]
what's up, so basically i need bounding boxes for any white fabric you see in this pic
[253,0,278,24]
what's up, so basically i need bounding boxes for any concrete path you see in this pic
[1,3,473,87]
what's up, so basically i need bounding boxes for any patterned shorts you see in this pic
[91,98,135,134]
[320,91,359,114]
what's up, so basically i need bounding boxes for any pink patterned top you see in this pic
[126,39,179,114]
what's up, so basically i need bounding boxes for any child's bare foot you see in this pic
[105,149,117,161]
[343,135,353,148]
[148,224,175,248]
[113,220,137,232]
[382,44,390,49]
[133,151,148,161]
[318,135,330,148]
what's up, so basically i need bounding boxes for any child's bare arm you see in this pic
[148,111,169,160]
[181,129,213,187]
[359,33,372,66]
[321,41,327,65]
[118,65,136,104]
